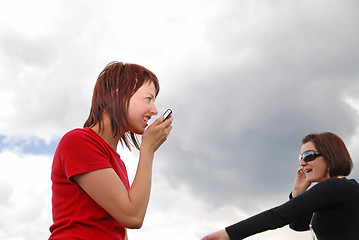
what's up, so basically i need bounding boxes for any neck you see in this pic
[90,112,123,151]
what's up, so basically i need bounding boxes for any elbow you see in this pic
[289,223,309,232]
[127,222,143,229]
[122,216,144,229]
[112,204,147,229]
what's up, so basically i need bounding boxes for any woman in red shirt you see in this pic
[49,62,173,239]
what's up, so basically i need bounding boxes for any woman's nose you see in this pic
[150,103,158,116]
[300,159,307,166]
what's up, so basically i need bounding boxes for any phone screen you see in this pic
[163,109,172,122]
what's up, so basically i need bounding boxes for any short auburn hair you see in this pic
[302,132,353,177]
[84,61,159,150]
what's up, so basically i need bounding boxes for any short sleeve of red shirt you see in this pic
[49,128,130,240]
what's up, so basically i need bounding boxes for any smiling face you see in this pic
[300,141,330,183]
[126,81,158,134]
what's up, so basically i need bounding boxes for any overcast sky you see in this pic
[1,0,359,239]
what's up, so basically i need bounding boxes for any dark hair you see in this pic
[84,61,160,150]
[302,132,353,177]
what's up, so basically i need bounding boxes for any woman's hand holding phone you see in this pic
[292,168,311,197]
[141,109,173,153]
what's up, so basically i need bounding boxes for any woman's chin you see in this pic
[127,124,146,135]
[132,128,145,135]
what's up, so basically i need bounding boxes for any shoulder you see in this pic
[54,128,115,180]
[56,128,108,156]
[314,177,359,193]
[60,128,99,146]
[62,128,91,140]
[319,177,357,185]
[300,178,359,207]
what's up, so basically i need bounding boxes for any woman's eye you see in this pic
[145,94,155,102]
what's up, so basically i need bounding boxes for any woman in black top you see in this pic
[201,132,359,240]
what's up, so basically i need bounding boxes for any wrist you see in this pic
[139,147,155,160]
[292,189,304,198]
[223,229,230,240]
[140,142,155,154]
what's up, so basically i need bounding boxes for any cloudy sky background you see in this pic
[1,0,359,239]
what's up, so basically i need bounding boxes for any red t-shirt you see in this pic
[49,128,130,240]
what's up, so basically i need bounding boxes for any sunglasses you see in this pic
[299,150,322,163]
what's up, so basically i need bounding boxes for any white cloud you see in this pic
[0,151,52,240]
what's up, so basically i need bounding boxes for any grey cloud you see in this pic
[0,32,58,68]
[160,77,357,207]
[157,0,359,207]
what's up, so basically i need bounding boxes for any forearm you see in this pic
[226,201,304,240]
[127,150,154,228]
[123,116,172,227]
[289,215,311,231]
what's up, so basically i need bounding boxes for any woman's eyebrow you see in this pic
[146,93,155,98]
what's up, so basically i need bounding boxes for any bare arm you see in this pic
[201,229,230,240]
[73,116,173,229]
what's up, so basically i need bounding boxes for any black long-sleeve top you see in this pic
[225,178,359,240]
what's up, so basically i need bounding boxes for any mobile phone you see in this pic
[163,109,172,122]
